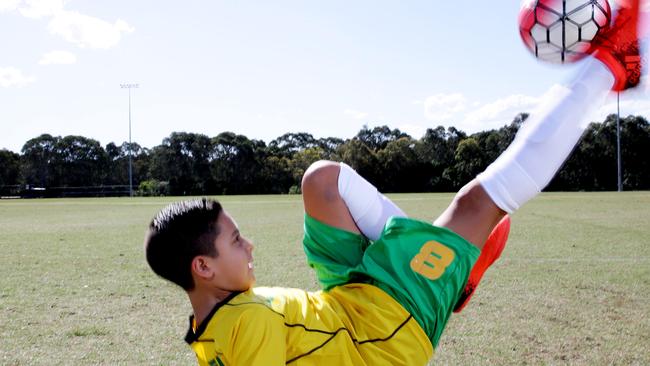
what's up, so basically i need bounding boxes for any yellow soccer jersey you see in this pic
[185,283,433,365]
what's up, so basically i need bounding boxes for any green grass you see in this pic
[0,192,648,365]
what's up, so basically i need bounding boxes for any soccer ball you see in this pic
[519,0,612,63]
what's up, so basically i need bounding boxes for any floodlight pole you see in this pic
[120,83,139,197]
[616,92,622,192]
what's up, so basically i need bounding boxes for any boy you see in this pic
[144,2,645,364]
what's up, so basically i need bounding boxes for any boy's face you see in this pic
[202,210,255,292]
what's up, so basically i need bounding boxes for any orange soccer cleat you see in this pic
[591,0,646,91]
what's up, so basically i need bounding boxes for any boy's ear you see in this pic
[190,256,214,281]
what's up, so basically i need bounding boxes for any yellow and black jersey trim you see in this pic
[184,291,242,344]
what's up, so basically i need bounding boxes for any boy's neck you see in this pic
[187,287,234,328]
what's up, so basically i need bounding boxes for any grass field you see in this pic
[1,192,649,365]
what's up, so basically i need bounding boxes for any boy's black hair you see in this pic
[145,198,223,290]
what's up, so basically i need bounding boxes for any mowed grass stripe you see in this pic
[0,192,648,365]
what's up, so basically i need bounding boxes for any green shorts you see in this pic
[303,214,480,347]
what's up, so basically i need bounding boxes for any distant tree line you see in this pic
[0,113,648,197]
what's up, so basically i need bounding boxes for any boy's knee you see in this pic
[435,180,506,247]
[301,160,339,197]
[451,182,486,213]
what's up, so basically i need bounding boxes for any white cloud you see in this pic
[591,81,650,122]
[461,93,540,131]
[4,0,134,49]
[0,67,36,87]
[344,108,368,120]
[564,72,649,125]
[48,11,134,49]
[423,93,467,121]
[18,0,65,19]
[454,80,650,134]
[0,0,21,12]
[611,98,650,117]
[419,79,650,135]
[39,50,76,65]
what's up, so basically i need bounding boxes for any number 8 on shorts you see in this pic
[410,241,455,280]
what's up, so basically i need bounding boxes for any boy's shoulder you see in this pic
[187,289,291,365]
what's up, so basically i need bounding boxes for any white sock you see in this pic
[477,58,614,213]
[337,162,406,240]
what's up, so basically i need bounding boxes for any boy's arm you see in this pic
[224,307,286,365]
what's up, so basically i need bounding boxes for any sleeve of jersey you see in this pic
[225,306,286,365]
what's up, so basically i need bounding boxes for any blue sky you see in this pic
[1,0,648,153]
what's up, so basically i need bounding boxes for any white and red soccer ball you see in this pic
[519,0,612,63]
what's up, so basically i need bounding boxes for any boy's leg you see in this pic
[305,160,511,312]
[302,160,407,240]
[453,214,510,313]
[433,181,506,249]
[435,55,612,246]
[301,161,370,289]
[301,160,408,289]
[337,162,407,240]
[301,160,361,234]
[436,0,644,248]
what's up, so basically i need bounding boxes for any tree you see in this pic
[149,132,213,195]
[0,149,20,189]
[268,132,317,158]
[317,137,344,159]
[551,121,605,190]
[106,142,125,185]
[416,126,470,191]
[20,134,60,187]
[355,125,410,151]
[54,135,107,187]
[210,132,265,194]
[416,126,452,191]
[376,137,421,192]
[105,141,150,187]
[620,115,650,190]
[337,139,380,186]
[444,137,486,189]
[7,112,648,196]
[288,147,326,190]
[258,155,293,194]
[471,114,523,167]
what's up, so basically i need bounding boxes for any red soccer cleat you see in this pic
[591,0,646,91]
[453,215,510,313]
